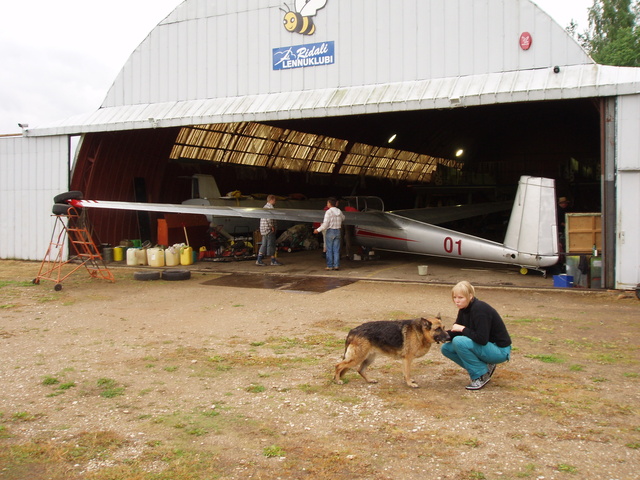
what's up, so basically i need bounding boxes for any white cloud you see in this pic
[0,0,179,133]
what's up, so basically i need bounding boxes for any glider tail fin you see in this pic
[503,176,559,259]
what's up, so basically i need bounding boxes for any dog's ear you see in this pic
[436,312,441,320]
[420,317,433,329]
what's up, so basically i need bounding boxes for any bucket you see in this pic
[418,265,429,276]
[590,256,602,289]
[180,246,194,266]
[165,249,180,266]
[102,247,114,264]
[113,246,124,262]
[553,274,574,288]
[147,247,165,267]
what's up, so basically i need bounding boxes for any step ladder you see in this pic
[34,205,115,291]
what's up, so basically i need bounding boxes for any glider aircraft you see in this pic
[59,175,560,272]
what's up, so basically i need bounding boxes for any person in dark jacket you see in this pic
[441,281,512,390]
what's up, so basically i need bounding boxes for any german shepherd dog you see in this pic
[334,316,450,388]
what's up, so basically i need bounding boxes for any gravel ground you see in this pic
[0,257,639,479]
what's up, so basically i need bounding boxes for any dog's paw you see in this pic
[366,379,378,384]
[408,382,419,388]
[333,379,345,385]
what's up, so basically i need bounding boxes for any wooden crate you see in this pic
[566,213,602,254]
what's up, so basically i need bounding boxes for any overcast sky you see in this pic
[0,0,593,134]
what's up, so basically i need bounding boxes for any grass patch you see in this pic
[524,354,565,363]
[246,384,266,393]
[557,463,578,474]
[509,317,543,324]
[97,378,125,398]
[42,376,60,386]
[263,444,285,457]
[151,404,230,437]
[0,280,34,288]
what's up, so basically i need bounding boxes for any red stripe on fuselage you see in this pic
[355,228,417,243]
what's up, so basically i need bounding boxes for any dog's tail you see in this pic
[341,332,355,359]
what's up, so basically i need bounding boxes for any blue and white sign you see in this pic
[273,41,335,70]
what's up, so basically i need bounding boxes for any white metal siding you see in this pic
[101,0,593,109]
[0,136,69,261]
[615,94,640,290]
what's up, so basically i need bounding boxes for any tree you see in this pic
[576,0,640,66]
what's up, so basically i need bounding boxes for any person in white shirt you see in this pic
[314,197,344,270]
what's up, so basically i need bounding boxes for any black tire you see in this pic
[53,191,83,203]
[161,269,191,281]
[54,283,63,291]
[52,203,72,215]
[133,270,162,281]
[636,286,640,300]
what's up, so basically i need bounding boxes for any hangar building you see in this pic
[1,0,639,291]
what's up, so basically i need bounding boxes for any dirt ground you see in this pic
[0,253,639,480]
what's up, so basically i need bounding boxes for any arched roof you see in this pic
[33,0,613,137]
[31,0,640,184]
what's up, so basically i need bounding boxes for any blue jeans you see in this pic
[441,336,511,380]
[259,232,276,257]
[325,228,341,268]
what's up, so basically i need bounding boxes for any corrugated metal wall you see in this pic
[615,94,640,290]
[0,135,69,260]
[102,0,593,108]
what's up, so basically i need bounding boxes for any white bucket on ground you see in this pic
[418,265,429,276]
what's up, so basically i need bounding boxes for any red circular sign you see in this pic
[520,32,532,50]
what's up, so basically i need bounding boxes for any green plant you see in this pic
[516,463,537,477]
[97,378,125,398]
[42,376,60,386]
[524,354,565,363]
[246,384,265,393]
[263,445,285,457]
[557,463,578,474]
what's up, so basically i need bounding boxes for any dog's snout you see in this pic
[435,328,451,343]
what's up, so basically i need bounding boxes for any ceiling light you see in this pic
[387,133,397,143]
[455,149,464,157]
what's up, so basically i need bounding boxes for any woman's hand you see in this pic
[450,323,465,332]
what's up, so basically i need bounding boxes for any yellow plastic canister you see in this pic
[165,249,180,266]
[113,246,124,262]
[180,246,193,265]
[147,247,165,267]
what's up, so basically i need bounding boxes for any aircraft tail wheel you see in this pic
[519,267,528,275]
[54,283,63,291]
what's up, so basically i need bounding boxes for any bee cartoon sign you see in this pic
[281,0,327,35]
